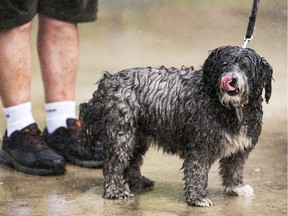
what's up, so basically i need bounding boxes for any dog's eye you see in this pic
[238,59,251,69]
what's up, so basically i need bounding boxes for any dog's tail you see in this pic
[79,83,108,152]
[79,101,94,145]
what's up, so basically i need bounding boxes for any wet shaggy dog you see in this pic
[80,46,273,207]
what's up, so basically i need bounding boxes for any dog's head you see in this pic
[202,46,273,108]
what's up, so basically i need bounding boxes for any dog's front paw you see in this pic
[187,197,214,207]
[104,184,134,199]
[225,184,254,197]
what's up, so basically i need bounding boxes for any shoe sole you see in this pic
[66,156,103,168]
[0,150,66,176]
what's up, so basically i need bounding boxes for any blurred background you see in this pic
[0,1,287,215]
[26,0,286,123]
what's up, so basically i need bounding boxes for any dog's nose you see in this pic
[230,75,238,87]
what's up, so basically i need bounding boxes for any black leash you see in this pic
[242,0,260,48]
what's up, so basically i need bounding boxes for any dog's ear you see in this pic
[260,57,273,103]
[202,47,222,79]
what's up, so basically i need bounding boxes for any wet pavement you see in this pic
[0,1,287,215]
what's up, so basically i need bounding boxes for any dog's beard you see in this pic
[219,73,249,109]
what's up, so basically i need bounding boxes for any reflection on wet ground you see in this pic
[0,1,287,215]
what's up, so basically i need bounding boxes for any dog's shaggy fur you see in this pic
[80,46,273,207]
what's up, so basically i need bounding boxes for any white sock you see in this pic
[45,101,77,134]
[3,102,36,137]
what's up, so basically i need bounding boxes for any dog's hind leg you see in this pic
[219,150,254,197]
[123,138,155,191]
[182,151,214,207]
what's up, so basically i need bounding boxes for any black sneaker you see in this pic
[43,118,104,168]
[0,123,66,176]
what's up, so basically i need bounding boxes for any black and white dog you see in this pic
[80,46,273,207]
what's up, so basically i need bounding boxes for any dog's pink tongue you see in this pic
[221,74,237,91]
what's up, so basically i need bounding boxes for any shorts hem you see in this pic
[39,11,97,23]
[0,14,36,29]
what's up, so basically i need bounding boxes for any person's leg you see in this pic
[38,15,103,167]
[0,22,66,175]
[0,22,32,108]
[37,15,78,133]
[0,22,36,136]
[37,14,79,104]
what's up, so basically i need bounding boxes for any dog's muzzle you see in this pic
[221,73,239,96]
[219,72,249,108]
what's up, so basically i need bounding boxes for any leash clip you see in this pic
[242,35,253,48]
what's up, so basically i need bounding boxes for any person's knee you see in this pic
[38,14,77,33]
[0,21,32,35]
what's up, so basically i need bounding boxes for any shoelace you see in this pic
[67,120,82,141]
[22,127,49,152]
[68,121,98,156]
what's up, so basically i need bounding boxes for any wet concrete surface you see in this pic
[0,1,287,215]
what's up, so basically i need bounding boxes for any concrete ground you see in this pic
[0,1,287,215]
